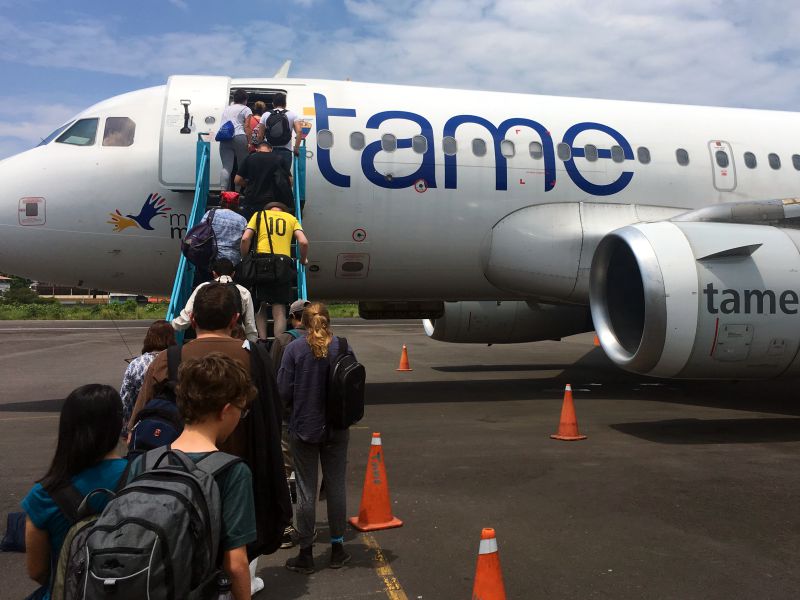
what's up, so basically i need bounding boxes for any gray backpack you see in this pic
[47,473,129,600]
[76,447,240,600]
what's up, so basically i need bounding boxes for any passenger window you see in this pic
[56,118,99,146]
[637,146,651,164]
[584,144,598,162]
[103,117,135,147]
[38,121,74,147]
[442,136,457,156]
[715,150,730,168]
[769,153,781,170]
[472,138,487,157]
[529,141,543,160]
[381,134,397,152]
[611,145,625,163]
[412,135,427,154]
[744,152,757,169]
[557,143,571,161]
[676,148,690,166]
[500,140,515,158]
[793,154,800,171]
[317,129,334,149]
[349,132,365,150]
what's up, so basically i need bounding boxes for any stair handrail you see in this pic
[293,141,308,300]
[166,134,211,331]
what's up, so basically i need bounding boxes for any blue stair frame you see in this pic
[165,136,308,343]
[166,135,210,344]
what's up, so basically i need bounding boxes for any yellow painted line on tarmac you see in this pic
[362,533,409,600]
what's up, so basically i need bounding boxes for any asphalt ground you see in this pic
[2,320,800,599]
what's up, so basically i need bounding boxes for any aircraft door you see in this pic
[159,75,231,190]
[708,140,736,192]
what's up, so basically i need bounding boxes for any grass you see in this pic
[0,301,360,320]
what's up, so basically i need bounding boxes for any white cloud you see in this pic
[0,98,81,151]
[1,0,800,157]
[0,17,295,79]
[168,0,189,9]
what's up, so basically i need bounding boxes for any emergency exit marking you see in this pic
[353,228,367,242]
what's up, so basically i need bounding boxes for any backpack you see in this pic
[325,337,366,430]
[214,120,234,141]
[128,345,183,456]
[272,164,294,207]
[264,109,292,146]
[48,468,130,600]
[224,281,244,324]
[80,448,240,600]
[181,209,218,269]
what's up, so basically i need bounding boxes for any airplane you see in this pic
[3,64,800,381]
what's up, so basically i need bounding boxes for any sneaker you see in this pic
[285,548,314,574]
[281,526,296,549]
[329,543,351,569]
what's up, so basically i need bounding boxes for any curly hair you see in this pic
[176,353,256,423]
[302,302,333,359]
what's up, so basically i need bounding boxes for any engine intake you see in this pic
[590,221,800,379]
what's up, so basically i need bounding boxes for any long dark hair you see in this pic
[39,384,123,490]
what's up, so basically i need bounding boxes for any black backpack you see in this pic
[128,345,183,456]
[224,281,244,323]
[325,337,366,430]
[81,448,240,599]
[181,209,218,269]
[264,109,292,146]
[272,164,294,207]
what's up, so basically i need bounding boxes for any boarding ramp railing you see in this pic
[166,134,210,342]
[293,140,308,300]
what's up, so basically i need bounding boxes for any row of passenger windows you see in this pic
[42,117,137,147]
[321,129,648,163]
[321,130,800,171]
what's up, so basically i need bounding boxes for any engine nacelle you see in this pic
[423,301,593,344]
[590,221,800,379]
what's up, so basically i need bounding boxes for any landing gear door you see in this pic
[159,75,230,190]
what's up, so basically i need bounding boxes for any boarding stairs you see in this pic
[165,134,308,343]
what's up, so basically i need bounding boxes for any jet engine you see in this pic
[423,300,593,344]
[590,221,800,379]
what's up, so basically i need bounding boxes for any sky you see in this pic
[1,0,799,159]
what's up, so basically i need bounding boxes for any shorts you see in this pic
[253,279,294,307]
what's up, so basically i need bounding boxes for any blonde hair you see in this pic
[302,302,333,358]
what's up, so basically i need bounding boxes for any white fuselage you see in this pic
[1,77,799,299]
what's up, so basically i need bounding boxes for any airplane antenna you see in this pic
[273,60,292,78]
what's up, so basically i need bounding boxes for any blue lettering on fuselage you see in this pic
[313,93,634,196]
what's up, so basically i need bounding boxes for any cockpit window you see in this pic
[103,117,136,147]
[56,118,99,146]
[37,121,75,147]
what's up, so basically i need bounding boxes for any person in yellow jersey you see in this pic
[240,202,309,339]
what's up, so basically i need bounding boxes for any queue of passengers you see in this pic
[16,91,351,600]
[20,292,357,599]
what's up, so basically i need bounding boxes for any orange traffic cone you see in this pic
[550,384,587,441]
[593,333,600,347]
[349,433,404,531]
[472,528,506,600]
[396,345,412,371]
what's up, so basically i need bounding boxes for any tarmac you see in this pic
[2,319,800,599]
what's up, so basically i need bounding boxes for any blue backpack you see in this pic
[128,345,183,456]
